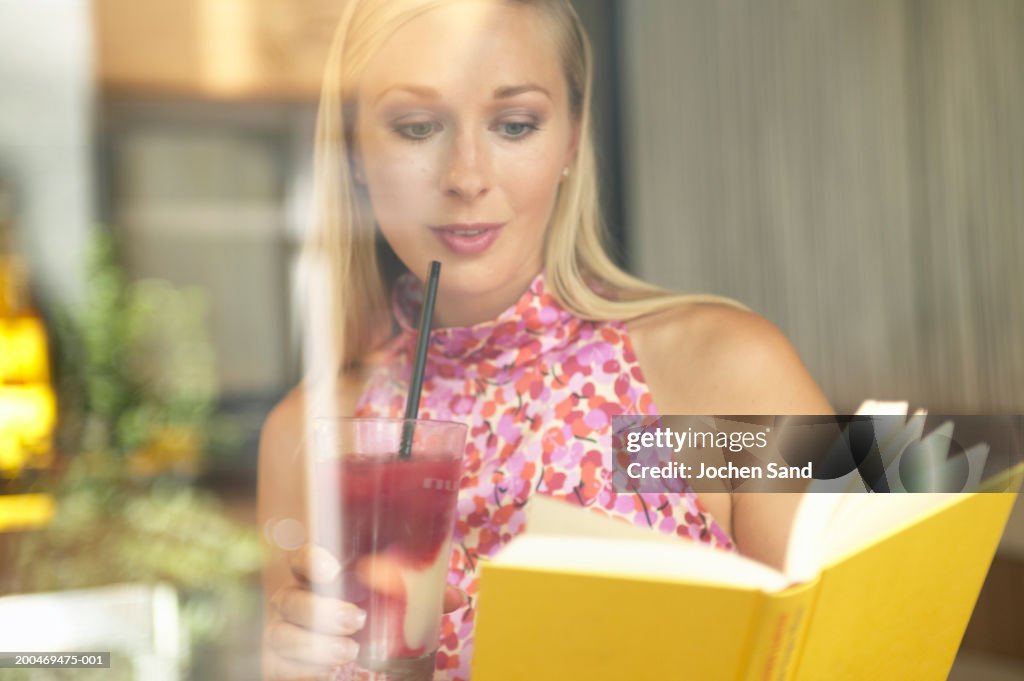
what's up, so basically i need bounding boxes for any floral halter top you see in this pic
[354,272,734,681]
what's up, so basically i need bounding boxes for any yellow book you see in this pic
[472,463,1022,681]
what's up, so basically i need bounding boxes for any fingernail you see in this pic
[312,552,340,581]
[341,608,367,631]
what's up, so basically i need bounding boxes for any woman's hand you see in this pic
[263,544,365,680]
[263,544,468,680]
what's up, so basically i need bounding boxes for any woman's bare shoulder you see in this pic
[260,370,368,458]
[261,386,306,442]
[627,301,831,568]
[258,370,368,520]
[626,301,833,415]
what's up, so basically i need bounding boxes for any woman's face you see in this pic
[353,0,578,326]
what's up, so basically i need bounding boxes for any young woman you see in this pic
[259,0,832,679]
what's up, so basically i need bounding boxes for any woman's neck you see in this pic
[432,266,542,328]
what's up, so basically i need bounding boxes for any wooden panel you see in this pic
[961,556,1024,660]
[93,0,342,100]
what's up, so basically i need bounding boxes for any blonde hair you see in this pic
[302,0,741,372]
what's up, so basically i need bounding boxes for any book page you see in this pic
[784,400,913,580]
[822,492,959,565]
[516,495,789,591]
[525,494,681,544]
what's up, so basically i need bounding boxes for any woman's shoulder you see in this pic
[625,299,833,415]
[260,369,370,452]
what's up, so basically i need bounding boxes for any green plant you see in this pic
[51,234,222,474]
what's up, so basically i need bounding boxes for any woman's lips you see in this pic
[428,223,504,256]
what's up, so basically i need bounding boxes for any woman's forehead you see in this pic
[357,0,566,105]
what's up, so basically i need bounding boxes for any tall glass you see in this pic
[313,417,466,681]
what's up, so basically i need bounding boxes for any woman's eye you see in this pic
[395,121,438,140]
[498,121,538,139]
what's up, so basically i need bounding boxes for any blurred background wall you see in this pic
[621,0,1024,414]
[84,0,1024,416]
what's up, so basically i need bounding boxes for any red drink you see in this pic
[313,419,466,679]
[318,455,461,657]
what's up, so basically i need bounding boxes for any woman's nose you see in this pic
[440,132,490,202]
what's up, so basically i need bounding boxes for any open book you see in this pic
[471,405,1022,681]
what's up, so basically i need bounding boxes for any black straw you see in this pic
[400,260,441,458]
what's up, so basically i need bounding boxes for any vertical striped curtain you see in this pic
[620,0,1023,412]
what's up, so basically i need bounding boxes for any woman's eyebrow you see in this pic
[375,84,441,103]
[493,83,551,100]
[374,82,551,103]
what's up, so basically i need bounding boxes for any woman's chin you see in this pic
[435,265,510,298]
